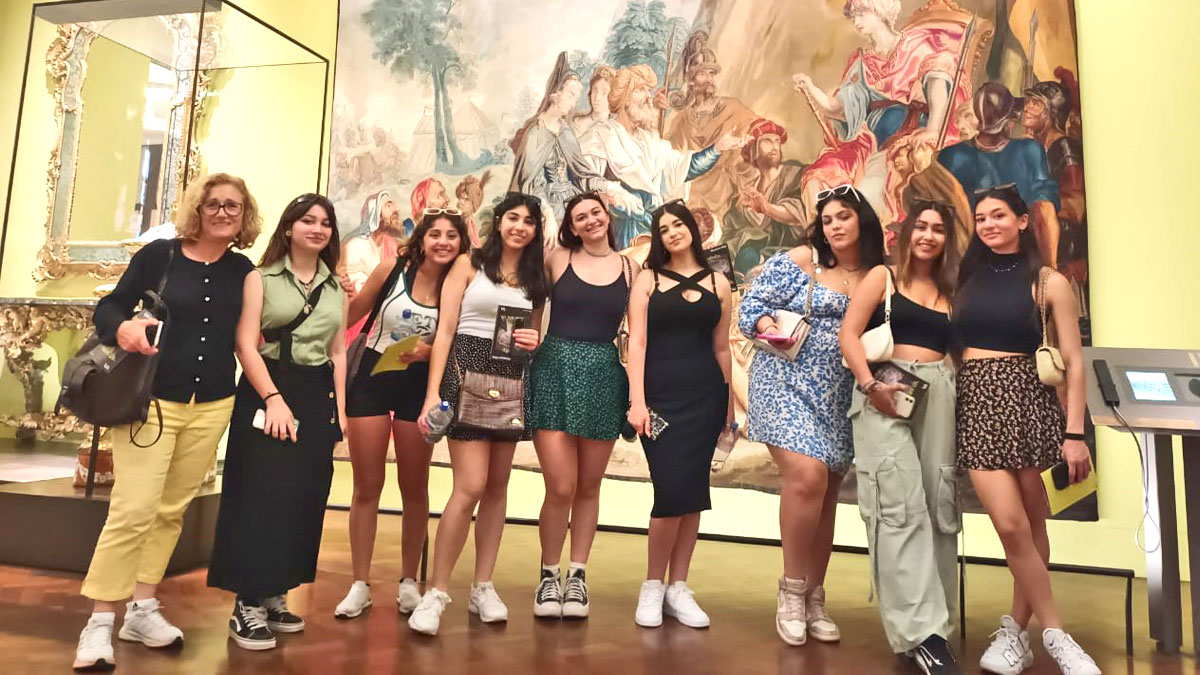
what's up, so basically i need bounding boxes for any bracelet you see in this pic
[860,379,882,394]
[1063,431,1086,442]
[263,391,280,402]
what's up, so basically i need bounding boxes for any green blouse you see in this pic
[258,256,344,366]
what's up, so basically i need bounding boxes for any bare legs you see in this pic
[770,447,842,583]
[646,512,701,582]
[428,440,516,590]
[970,468,1062,630]
[92,582,156,613]
[347,416,432,582]
[535,430,616,566]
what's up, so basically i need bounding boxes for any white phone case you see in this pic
[252,409,298,432]
[893,391,916,418]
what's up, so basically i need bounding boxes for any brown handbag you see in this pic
[454,359,526,439]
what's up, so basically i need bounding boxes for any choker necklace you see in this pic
[988,260,1020,273]
[583,247,613,258]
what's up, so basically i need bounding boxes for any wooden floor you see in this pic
[0,510,1194,674]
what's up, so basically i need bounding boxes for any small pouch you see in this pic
[1036,266,1065,386]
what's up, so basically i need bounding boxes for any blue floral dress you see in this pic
[738,252,855,474]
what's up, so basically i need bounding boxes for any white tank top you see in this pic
[457,268,533,339]
[366,267,438,352]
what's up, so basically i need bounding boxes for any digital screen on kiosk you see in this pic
[1125,370,1177,402]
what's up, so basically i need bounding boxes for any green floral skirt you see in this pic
[530,335,628,441]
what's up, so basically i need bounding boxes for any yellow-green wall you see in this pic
[4,0,1199,580]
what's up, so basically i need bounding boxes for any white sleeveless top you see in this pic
[457,268,532,339]
[366,267,438,352]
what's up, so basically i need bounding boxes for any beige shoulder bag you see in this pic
[1035,266,1065,386]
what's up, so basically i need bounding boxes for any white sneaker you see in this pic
[73,613,115,671]
[980,615,1033,674]
[468,581,509,623]
[396,578,421,614]
[1043,628,1101,675]
[408,588,451,635]
[663,581,710,628]
[334,580,372,619]
[776,576,807,646]
[635,580,666,627]
[805,584,840,642]
[118,598,183,648]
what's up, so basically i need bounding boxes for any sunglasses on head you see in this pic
[909,196,955,215]
[972,183,1020,199]
[816,184,861,203]
[422,207,462,217]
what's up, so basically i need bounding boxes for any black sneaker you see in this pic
[911,635,962,675]
[229,599,275,651]
[533,568,562,619]
[263,594,305,633]
[562,567,590,619]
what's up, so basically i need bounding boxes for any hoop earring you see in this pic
[285,230,291,237]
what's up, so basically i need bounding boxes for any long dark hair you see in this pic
[644,201,710,272]
[955,184,1041,319]
[808,190,885,270]
[559,192,617,250]
[399,211,470,301]
[258,193,340,272]
[895,199,960,301]
[955,186,1042,298]
[471,192,549,307]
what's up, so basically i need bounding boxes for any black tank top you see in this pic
[866,288,952,353]
[547,256,629,342]
[955,251,1041,354]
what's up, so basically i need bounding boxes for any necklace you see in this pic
[501,269,520,287]
[582,247,613,258]
[988,260,1020,273]
[298,275,316,295]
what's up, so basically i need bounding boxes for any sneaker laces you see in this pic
[778,585,804,621]
[670,584,701,612]
[238,604,269,631]
[476,582,503,607]
[536,575,561,603]
[638,583,665,608]
[914,645,946,667]
[1046,632,1095,664]
[987,624,1021,652]
[563,575,588,604]
[418,590,451,612]
[135,603,177,633]
[79,621,112,649]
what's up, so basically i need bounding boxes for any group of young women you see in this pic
[71,171,1099,675]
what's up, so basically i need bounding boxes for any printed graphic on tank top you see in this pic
[365,270,437,352]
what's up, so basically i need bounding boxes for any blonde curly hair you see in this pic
[175,173,262,249]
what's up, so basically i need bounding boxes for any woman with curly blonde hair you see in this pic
[73,173,261,671]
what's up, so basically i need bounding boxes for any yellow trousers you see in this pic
[81,396,234,602]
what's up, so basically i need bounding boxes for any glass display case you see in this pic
[2,0,329,283]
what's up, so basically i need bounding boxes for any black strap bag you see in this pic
[56,244,174,446]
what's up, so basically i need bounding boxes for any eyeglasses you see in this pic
[816,184,861,203]
[200,200,244,216]
[422,208,462,217]
[972,183,1020,198]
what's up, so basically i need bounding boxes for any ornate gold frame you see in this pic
[33,17,219,282]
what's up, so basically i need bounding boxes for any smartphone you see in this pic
[1049,461,1071,490]
[148,323,162,348]
[893,391,916,418]
[755,333,794,344]
[252,409,298,434]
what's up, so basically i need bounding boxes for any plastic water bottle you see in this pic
[423,401,453,444]
[390,308,419,341]
[711,421,740,473]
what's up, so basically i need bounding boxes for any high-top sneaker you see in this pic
[1043,629,1101,675]
[533,567,562,619]
[776,576,807,646]
[805,584,840,642]
[562,567,590,619]
[979,615,1033,674]
[228,599,275,651]
[262,594,305,633]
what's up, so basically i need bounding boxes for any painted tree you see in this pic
[363,0,477,172]
[601,0,687,82]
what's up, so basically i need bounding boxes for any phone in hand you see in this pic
[252,409,298,435]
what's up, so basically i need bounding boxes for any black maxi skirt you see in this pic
[207,358,342,598]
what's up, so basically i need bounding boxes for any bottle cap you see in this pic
[402,308,413,319]
[438,401,450,410]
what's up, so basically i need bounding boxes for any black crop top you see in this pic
[547,258,629,342]
[866,286,952,353]
[955,251,1041,353]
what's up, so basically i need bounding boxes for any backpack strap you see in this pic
[261,281,327,364]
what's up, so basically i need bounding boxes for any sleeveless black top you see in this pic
[955,251,1041,354]
[646,269,721,365]
[547,256,629,342]
[866,286,953,353]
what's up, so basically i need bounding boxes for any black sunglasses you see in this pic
[972,183,1020,198]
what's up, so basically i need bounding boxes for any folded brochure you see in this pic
[370,335,423,374]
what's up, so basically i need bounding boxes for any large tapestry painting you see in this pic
[330,0,1095,519]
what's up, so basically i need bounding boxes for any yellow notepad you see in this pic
[1040,456,1098,515]
[370,335,422,375]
